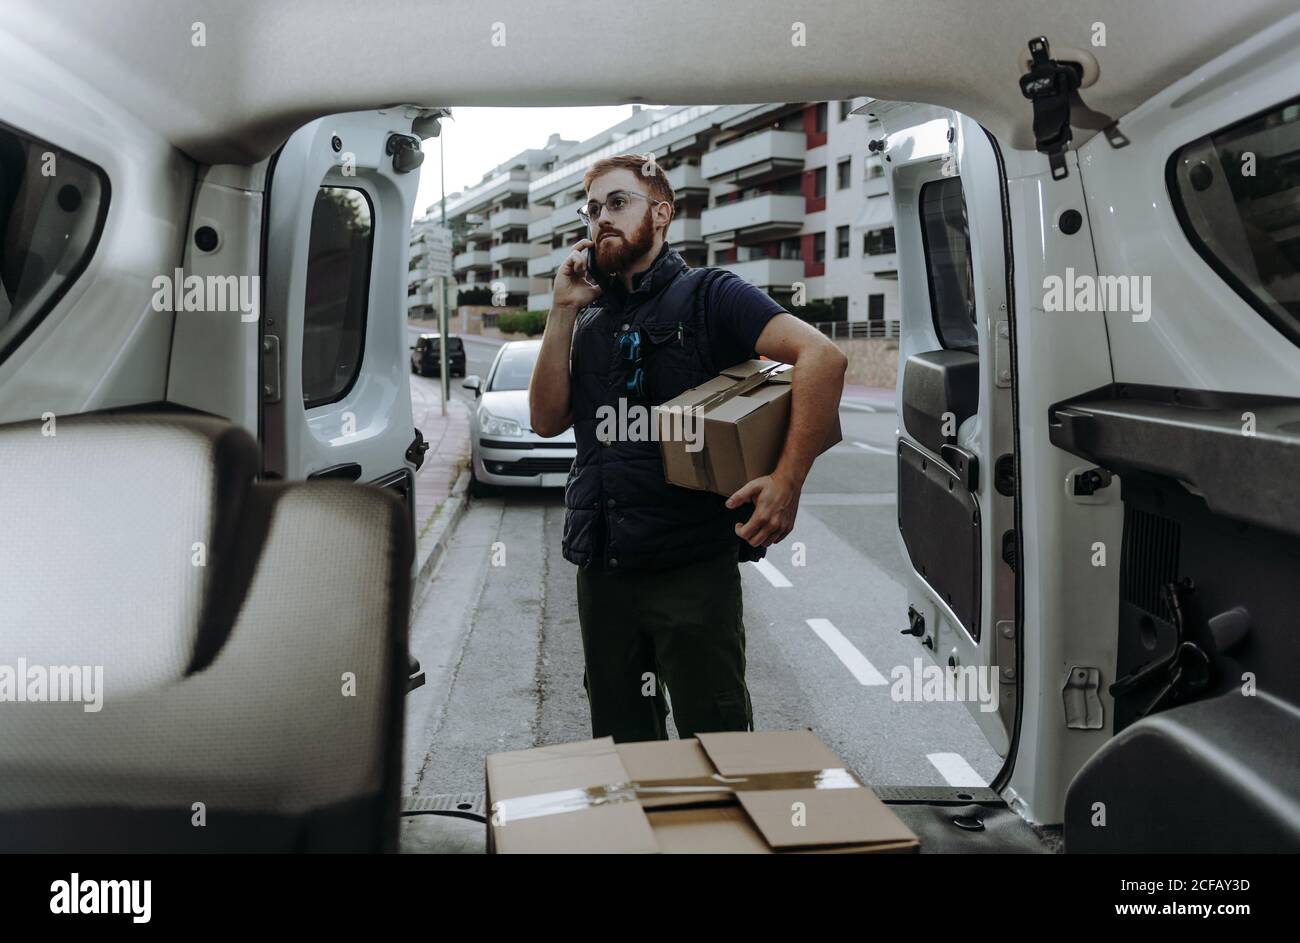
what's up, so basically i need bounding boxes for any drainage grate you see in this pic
[873,785,1003,805]
[401,792,486,821]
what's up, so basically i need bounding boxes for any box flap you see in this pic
[696,730,847,776]
[735,787,921,851]
[486,737,628,801]
[618,739,733,808]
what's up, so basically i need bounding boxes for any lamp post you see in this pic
[438,133,449,417]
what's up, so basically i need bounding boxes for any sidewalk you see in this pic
[409,379,471,592]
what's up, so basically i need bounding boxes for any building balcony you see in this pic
[702,130,805,184]
[667,217,703,245]
[490,242,535,264]
[491,276,534,296]
[442,169,533,218]
[529,291,554,311]
[718,257,805,290]
[701,194,805,244]
[454,249,492,271]
[665,162,708,193]
[528,245,570,279]
[528,216,554,241]
[550,197,588,236]
[490,207,533,230]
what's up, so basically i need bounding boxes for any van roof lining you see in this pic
[0,0,1293,164]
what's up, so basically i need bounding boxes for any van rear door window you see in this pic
[302,186,374,408]
[0,123,108,362]
[919,177,978,351]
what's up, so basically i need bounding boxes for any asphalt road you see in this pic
[402,388,1004,802]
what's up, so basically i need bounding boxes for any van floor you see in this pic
[398,788,1063,854]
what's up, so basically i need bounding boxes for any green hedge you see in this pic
[497,310,548,336]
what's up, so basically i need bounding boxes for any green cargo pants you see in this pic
[576,546,754,743]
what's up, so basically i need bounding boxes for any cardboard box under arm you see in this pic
[485,729,920,854]
[654,360,843,496]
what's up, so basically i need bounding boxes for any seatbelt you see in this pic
[1018,36,1128,182]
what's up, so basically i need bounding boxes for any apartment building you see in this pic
[409,101,899,333]
[406,132,581,318]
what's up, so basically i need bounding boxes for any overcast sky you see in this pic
[413,105,671,220]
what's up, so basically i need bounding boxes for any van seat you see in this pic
[0,410,411,851]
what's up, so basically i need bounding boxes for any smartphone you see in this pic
[585,243,615,291]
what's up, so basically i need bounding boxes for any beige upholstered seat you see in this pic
[0,411,411,851]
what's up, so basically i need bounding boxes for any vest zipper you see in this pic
[677,322,684,346]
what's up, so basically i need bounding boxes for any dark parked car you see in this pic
[410,333,466,377]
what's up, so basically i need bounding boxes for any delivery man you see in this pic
[529,153,846,743]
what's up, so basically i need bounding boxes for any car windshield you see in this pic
[488,345,538,392]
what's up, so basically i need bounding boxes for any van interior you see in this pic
[0,0,1298,854]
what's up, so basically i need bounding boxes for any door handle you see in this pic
[308,462,363,481]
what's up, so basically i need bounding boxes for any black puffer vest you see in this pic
[562,244,763,572]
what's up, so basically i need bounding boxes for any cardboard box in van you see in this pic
[654,360,842,496]
[485,729,919,854]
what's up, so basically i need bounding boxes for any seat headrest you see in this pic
[0,412,259,699]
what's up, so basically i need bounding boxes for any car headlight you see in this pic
[479,408,524,438]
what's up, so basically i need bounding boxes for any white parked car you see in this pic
[463,340,575,495]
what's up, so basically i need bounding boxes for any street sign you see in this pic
[421,224,453,279]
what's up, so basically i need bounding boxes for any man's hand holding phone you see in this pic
[553,237,604,311]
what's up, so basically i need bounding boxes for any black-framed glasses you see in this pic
[577,190,667,225]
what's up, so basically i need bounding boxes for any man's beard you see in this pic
[595,209,656,275]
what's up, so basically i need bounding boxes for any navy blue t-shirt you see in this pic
[700,270,787,369]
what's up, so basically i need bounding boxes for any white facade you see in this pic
[409,102,899,334]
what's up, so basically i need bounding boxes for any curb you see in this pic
[412,466,471,612]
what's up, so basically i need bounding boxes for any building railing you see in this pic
[812,319,901,340]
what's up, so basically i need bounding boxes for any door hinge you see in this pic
[406,427,430,470]
[261,334,281,403]
[386,133,424,174]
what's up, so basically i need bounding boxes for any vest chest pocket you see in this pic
[642,320,704,403]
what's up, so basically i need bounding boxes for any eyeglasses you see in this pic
[617,327,647,400]
[577,190,667,226]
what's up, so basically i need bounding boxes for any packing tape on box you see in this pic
[491,768,861,825]
[690,362,786,415]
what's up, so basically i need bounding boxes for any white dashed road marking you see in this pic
[853,441,895,456]
[926,752,987,787]
[750,558,792,588]
[805,618,889,685]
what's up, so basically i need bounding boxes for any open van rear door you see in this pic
[259,109,428,507]
[864,102,1018,759]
